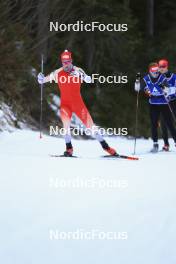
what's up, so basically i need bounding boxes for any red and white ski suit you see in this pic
[44,66,94,130]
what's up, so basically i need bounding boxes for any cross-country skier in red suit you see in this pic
[38,50,117,157]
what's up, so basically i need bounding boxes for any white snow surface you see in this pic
[0,129,176,264]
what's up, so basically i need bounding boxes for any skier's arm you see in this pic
[72,67,92,83]
[43,69,62,83]
[161,78,169,88]
[160,78,176,97]
[37,68,62,84]
[142,78,152,97]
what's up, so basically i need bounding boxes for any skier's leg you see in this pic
[73,99,94,129]
[74,101,117,155]
[170,100,176,118]
[60,105,73,155]
[159,115,169,150]
[149,104,160,152]
[161,105,176,143]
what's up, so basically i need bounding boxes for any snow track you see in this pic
[0,130,176,264]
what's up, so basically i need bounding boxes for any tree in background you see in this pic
[0,0,175,137]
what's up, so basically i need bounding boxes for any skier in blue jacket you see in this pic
[135,62,176,152]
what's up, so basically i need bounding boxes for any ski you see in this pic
[50,154,78,158]
[50,154,139,160]
[102,154,139,160]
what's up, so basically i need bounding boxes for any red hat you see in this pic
[61,50,72,62]
[158,59,168,68]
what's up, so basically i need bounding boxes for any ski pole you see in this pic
[40,54,44,139]
[160,83,176,123]
[133,91,139,154]
[163,94,176,123]
[133,73,140,155]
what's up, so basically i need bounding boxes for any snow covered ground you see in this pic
[0,130,176,264]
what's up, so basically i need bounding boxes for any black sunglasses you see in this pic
[159,65,167,68]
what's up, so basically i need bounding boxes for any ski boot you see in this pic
[150,143,159,153]
[162,144,169,152]
[100,140,117,156]
[64,142,73,157]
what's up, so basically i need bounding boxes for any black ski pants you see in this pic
[149,103,176,143]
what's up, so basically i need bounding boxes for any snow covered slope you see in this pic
[0,130,176,264]
[0,102,32,132]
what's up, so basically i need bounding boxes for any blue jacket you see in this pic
[164,72,176,101]
[143,74,168,104]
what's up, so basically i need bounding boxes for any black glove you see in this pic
[158,83,167,90]
[136,72,141,81]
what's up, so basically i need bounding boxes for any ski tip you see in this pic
[118,155,139,160]
[102,154,139,160]
[127,156,139,160]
